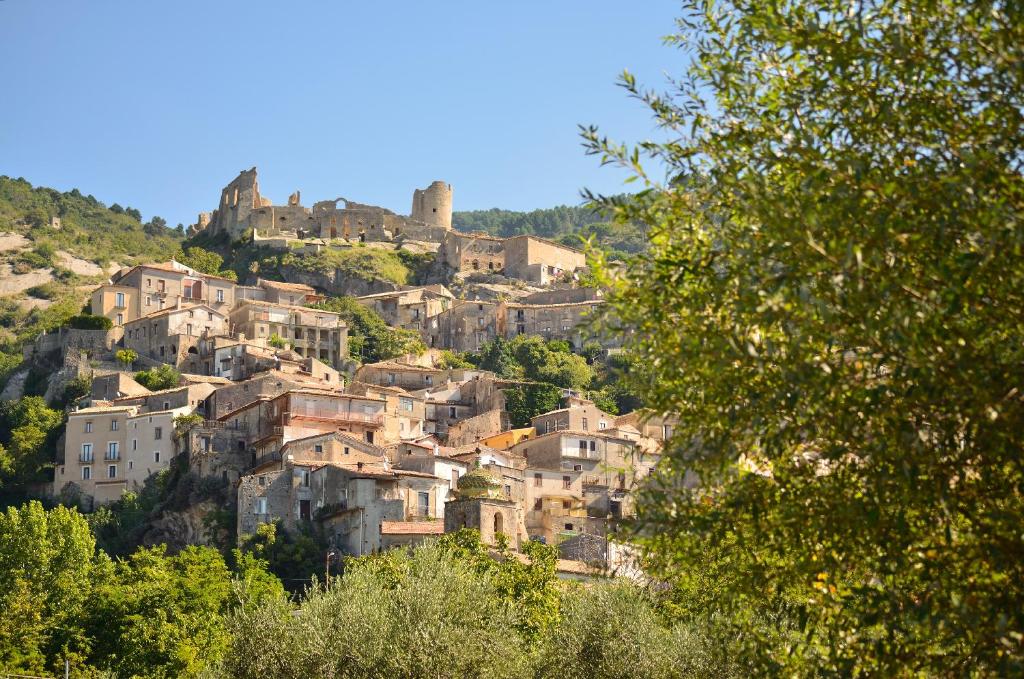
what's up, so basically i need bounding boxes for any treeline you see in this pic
[452,202,646,259]
[0,501,736,678]
[0,176,183,266]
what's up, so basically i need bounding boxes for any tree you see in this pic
[0,397,63,489]
[0,502,97,675]
[312,296,425,363]
[116,348,138,370]
[134,364,180,391]
[67,313,113,330]
[178,246,224,275]
[504,383,562,428]
[268,333,288,349]
[585,0,1024,673]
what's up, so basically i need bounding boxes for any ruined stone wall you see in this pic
[521,287,603,305]
[411,181,453,229]
[237,469,289,537]
[503,236,586,283]
[438,231,505,274]
[446,409,508,447]
[212,168,261,238]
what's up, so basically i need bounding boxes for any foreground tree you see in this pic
[586,0,1024,674]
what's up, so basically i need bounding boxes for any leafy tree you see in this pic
[67,313,112,330]
[134,364,180,391]
[586,0,1024,673]
[177,245,224,275]
[504,383,562,428]
[0,502,97,675]
[437,349,474,369]
[59,373,91,408]
[312,296,425,363]
[88,545,234,678]
[268,333,288,349]
[0,397,63,489]
[239,522,325,591]
[116,348,138,369]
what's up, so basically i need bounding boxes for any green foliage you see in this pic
[0,295,82,355]
[504,383,563,428]
[134,364,181,391]
[475,335,595,390]
[312,296,425,363]
[173,413,204,436]
[224,541,533,678]
[115,347,138,368]
[66,313,112,330]
[267,333,288,349]
[0,501,97,675]
[281,245,411,285]
[0,176,182,266]
[177,245,237,280]
[239,522,326,591]
[88,545,234,678]
[59,373,92,408]
[437,349,474,370]
[0,397,63,491]
[586,0,1024,673]
[452,203,646,259]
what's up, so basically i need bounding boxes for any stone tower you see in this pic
[443,466,520,548]
[411,181,453,229]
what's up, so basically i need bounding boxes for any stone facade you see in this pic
[503,236,586,284]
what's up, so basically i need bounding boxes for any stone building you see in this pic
[122,304,229,372]
[425,300,500,352]
[502,236,586,284]
[437,231,506,274]
[91,261,237,328]
[229,299,348,369]
[443,467,521,548]
[411,181,453,228]
[55,404,187,508]
[530,397,616,435]
[354,285,454,333]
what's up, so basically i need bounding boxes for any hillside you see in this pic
[452,201,646,258]
[0,176,183,372]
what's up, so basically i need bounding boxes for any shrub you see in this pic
[67,314,112,330]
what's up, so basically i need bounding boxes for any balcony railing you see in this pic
[105,453,120,461]
[284,410,383,425]
[79,454,94,463]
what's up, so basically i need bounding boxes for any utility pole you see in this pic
[325,550,336,590]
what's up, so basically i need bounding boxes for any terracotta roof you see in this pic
[181,374,232,384]
[360,361,442,373]
[381,521,445,535]
[234,298,344,317]
[280,430,386,456]
[70,405,137,415]
[505,233,586,254]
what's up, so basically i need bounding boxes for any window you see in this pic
[365,431,374,444]
[299,499,311,520]
[146,278,152,288]
[81,443,93,462]
[163,401,170,410]
[563,500,571,509]
[216,289,224,303]
[573,464,583,472]
[188,310,195,318]
[208,311,214,320]
[154,427,162,440]
[534,473,542,487]
[533,498,542,510]
[314,444,323,453]
[154,451,161,463]
[565,523,574,531]
[85,421,93,433]
[128,460,133,470]
[145,296,151,307]
[343,446,350,455]
[387,373,396,385]
[504,484,511,497]
[582,417,588,431]
[579,440,587,452]
[300,470,310,487]
[562,475,571,489]
[400,397,413,412]
[599,421,607,430]
[449,406,457,419]
[258,475,266,486]
[108,465,117,479]
[589,441,596,452]
[82,466,91,480]
[187,324,193,335]
[115,292,125,307]
[116,313,124,326]
[425,375,433,385]
[255,497,267,514]
[111,419,119,431]
[417,491,430,516]
[107,442,119,460]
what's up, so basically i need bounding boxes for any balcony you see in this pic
[104,453,120,461]
[283,410,384,425]
[79,454,94,464]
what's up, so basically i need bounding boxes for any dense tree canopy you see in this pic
[587,0,1024,673]
[311,296,425,363]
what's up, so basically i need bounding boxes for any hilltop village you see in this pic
[32,169,670,571]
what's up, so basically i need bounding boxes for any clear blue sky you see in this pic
[0,1,683,228]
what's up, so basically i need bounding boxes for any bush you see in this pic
[134,364,180,391]
[66,314,112,330]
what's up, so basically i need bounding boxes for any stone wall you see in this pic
[410,181,453,228]
[446,409,509,447]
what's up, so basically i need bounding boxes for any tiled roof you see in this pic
[257,278,316,293]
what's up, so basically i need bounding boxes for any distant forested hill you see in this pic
[452,202,646,258]
[0,176,183,266]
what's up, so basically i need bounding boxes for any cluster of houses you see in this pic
[51,257,668,566]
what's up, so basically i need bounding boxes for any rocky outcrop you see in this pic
[140,499,224,551]
[277,264,401,297]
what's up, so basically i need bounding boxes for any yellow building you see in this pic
[478,427,535,451]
